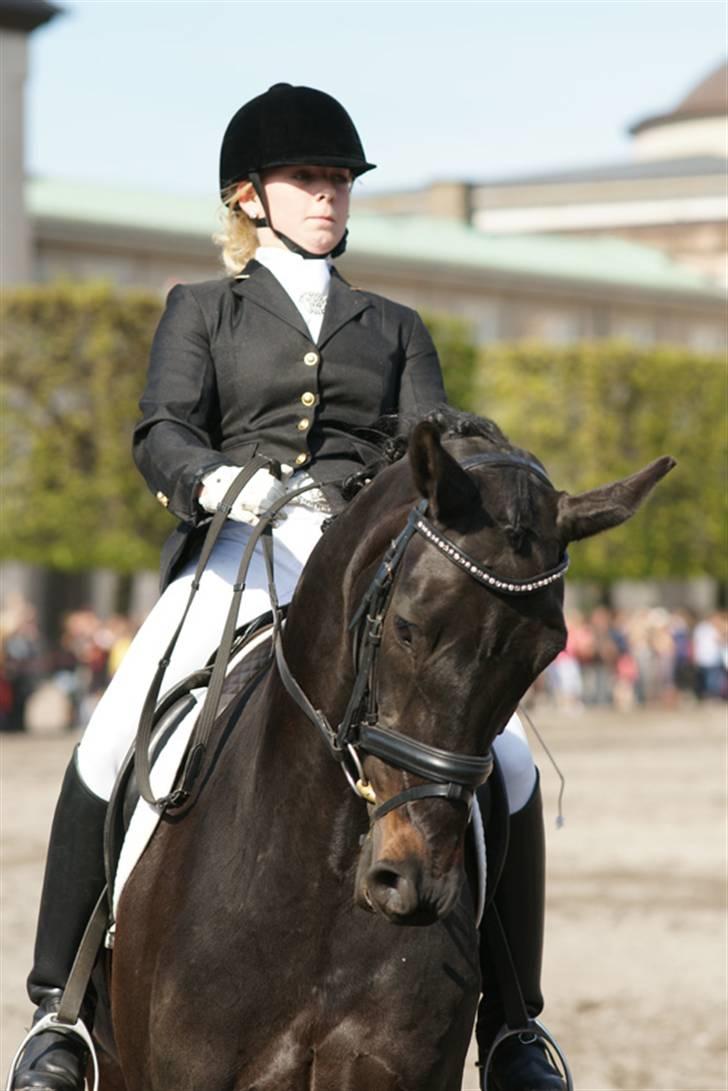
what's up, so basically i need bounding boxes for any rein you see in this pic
[134,457,333,810]
[135,448,568,822]
[10,445,573,1091]
[275,451,570,824]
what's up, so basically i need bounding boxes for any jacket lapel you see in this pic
[317,268,372,347]
[231,260,311,341]
[231,261,372,346]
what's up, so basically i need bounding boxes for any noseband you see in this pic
[275,452,569,823]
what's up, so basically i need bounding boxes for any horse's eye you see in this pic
[394,615,414,647]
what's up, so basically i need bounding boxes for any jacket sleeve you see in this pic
[397,310,448,419]
[133,284,227,523]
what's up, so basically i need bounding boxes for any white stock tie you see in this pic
[255,247,331,341]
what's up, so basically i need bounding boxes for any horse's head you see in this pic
[281,412,674,927]
[340,417,675,925]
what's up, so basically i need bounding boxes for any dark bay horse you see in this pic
[104,414,674,1090]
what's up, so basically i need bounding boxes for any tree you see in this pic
[1,282,168,571]
[422,311,479,413]
[2,287,723,584]
[1,290,481,574]
[473,342,725,581]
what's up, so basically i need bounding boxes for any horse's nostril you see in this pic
[372,867,400,891]
[366,862,419,918]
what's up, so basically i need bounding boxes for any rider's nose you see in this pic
[315,176,336,199]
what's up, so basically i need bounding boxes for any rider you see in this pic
[10,83,567,1091]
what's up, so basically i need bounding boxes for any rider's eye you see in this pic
[394,615,414,647]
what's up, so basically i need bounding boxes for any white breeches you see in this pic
[77,507,328,799]
[492,715,537,814]
[77,507,536,813]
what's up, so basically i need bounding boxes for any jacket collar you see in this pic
[317,268,372,347]
[231,260,371,347]
[231,259,309,340]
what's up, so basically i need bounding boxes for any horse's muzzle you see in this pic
[356,850,463,926]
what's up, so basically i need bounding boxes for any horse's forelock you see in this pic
[341,408,541,503]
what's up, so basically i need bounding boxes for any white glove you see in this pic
[198,465,288,526]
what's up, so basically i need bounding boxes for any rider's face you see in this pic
[237,165,353,255]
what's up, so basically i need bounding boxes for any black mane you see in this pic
[341,407,522,501]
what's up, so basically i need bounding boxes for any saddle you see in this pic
[103,607,285,917]
[43,462,568,1087]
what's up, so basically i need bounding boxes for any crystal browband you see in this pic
[414,515,569,594]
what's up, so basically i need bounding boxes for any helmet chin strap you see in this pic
[248,172,348,260]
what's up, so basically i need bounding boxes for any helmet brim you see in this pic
[222,155,377,192]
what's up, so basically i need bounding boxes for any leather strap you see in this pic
[135,465,337,810]
[135,455,271,806]
[459,451,553,488]
[483,901,531,1032]
[370,781,473,822]
[274,634,338,756]
[55,888,110,1025]
[359,723,493,787]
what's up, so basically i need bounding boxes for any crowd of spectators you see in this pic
[1,596,726,733]
[0,595,137,733]
[543,606,728,711]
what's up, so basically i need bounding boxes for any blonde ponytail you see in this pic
[213,184,258,275]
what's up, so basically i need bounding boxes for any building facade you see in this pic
[1,8,724,618]
[354,61,728,287]
[26,177,727,353]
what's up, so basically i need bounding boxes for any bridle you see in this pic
[275,451,569,823]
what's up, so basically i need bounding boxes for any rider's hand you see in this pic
[198,465,288,526]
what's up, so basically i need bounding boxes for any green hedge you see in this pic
[1,282,168,571]
[472,341,726,581]
[2,285,724,581]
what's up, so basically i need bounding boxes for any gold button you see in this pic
[297,418,310,431]
[303,351,319,366]
[155,491,169,508]
[301,391,315,407]
[294,453,308,466]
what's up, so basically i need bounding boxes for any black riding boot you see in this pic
[11,748,107,1091]
[476,775,566,1091]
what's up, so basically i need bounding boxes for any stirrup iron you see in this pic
[5,1011,99,1091]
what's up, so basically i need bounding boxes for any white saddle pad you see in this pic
[112,626,274,916]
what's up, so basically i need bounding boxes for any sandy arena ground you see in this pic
[1,703,726,1091]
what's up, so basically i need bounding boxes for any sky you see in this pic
[26,0,727,199]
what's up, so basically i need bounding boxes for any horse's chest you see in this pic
[235,915,479,1088]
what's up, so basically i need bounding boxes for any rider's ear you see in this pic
[555,456,676,544]
[409,421,479,523]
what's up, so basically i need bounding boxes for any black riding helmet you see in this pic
[219,83,376,259]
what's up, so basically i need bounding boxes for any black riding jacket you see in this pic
[133,260,446,586]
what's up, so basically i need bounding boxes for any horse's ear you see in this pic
[409,421,479,522]
[556,456,676,544]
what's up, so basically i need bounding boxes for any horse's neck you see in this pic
[239,489,408,862]
[242,670,366,879]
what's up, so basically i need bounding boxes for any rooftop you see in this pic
[630,59,728,134]
[27,176,725,300]
[346,211,725,297]
[470,155,727,188]
[677,60,728,115]
[0,0,61,32]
